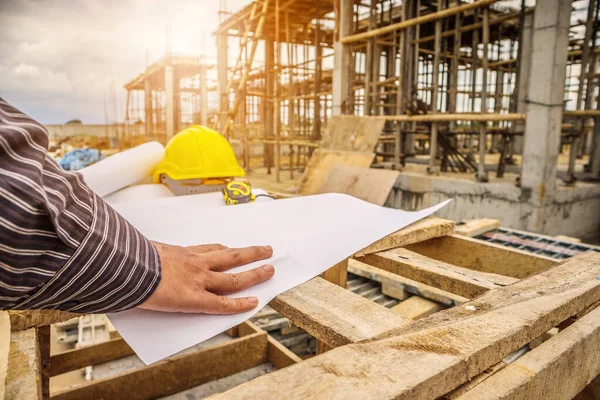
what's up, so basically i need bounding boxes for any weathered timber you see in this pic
[214,252,600,399]
[348,259,469,306]
[354,217,455,256]
[269,277,407,348]
[5,328,44,400]
[391,296,444,320]
[50,337,134,377]
[455,219,501,237]
[362,248,519,298]
[456,304,600,400]
[267,335,302,369]
[51,332,268,400]
[8,310,79,331]
[406,234,557,279]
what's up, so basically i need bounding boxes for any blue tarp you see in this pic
[59,149,103,171]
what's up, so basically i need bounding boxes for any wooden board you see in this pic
[354,217,455,257]
[297,149,374,195]
[8,310,79,332]
[51,332,268,400]
[391,296,444,320]
[214,252,600,399]
[348,259,469,306]
[267,336,302,370]
[406,234,557,279]
[317,165,399,206]
[49,337,135,377]
[269,277,408,348]
[455,219,501,237]
[456,304,600,400]
[320,115,386,153]
[362,248,519,299]
[5,328,44,400]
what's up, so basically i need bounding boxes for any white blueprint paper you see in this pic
[108,193,451,364]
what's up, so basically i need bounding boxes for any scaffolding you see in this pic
[123,55,214,148]
[215,0,600,182]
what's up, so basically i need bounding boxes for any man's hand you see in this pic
[139,242,274,314]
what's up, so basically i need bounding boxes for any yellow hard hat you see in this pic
[153,125,245,183]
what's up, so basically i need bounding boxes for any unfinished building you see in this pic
[214,0,600,240]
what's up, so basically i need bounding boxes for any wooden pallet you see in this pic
[3,217,600,399]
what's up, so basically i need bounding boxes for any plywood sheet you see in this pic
[298,150,374,195]
[320,115,386,152]
[317,165,399,206]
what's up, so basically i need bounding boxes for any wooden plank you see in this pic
[319,115,386,153]
[51,332,269,400]
[391,296,444,320]
[269,277,408,348]
[49,337,135,377]
[8,310,80,331]
[322,258,348,288]
[267,336,302,369]
[455,304,600,400]
[317,165,399,206]
[362,248,519,299]
[298,149,374,195]
[214,252,600,399]
[5,328,43,400]
[348,259,469,306]
[406,234,557,279]
[455,219,501,237]
[354,217,455,257]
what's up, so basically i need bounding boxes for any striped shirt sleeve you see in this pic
[0,97,161,313]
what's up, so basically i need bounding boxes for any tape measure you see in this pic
[222,181,256,205]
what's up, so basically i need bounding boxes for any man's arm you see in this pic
[0,98,274,315]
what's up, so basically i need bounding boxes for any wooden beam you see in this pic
[8,310,79,332]
[354,217,455,256]
[269,277,408,348]
[362,248,519,298]
[406,234,557,279]
[455,219,501,237]
[214,252,600,399]
[348,259,469,306]
[267,335,302,369]
[51,332,268,400]
[455,304,600,400]
[322,258,348,288]
[49,337,135,377]
[5,328,44,399]
[341,0,500,44]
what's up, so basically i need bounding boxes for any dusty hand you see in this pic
[139,243,274,314]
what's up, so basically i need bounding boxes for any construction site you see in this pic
[3,0,600,398]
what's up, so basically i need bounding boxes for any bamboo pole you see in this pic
[341,0,500,44]
[477,7,490,182]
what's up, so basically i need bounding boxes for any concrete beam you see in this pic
[332,0,354,115]
[520,1,571,215]
[512,12,533,154]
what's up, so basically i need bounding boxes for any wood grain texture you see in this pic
[317,165,399,206]
[51,332,268,400]
[214,252,600,399]
[269,277,408,348]
[362,248,519,298]
[406,234,557,279]
[298,149,374,195]
[348,259,469,306]
[267,336,302,369]
[322,258,348,288]
[455,219,501,237]
[320,115,386,153]
[354,217,455,257]
[456,304,600,400]
[49,337,135,377]
[8,311,80,331]
[5,328,43,400]
[391,296,444,320]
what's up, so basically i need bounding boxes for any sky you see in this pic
[0,0,248,124]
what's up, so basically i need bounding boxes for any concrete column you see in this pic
[332,0,354,115]
[199,65,208,126]
[164,64,175,139]
[217,32,229,132]
[144,79,152,136]
[512,13,534,154]
[520,1,571,210]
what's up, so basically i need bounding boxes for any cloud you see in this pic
[0,0,248,124]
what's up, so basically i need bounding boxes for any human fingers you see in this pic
[196,292,260,314]
[205,265,275,295]
[205,246,273,272]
